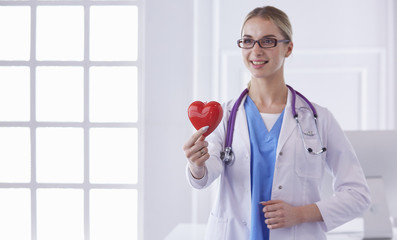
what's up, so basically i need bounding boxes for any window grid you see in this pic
[0,0,142,240]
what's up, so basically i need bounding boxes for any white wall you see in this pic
[143,0,195,239]
[143,0,397,239]
[208,0,395,130]
[391,2,397,129]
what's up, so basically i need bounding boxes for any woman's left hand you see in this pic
[260,200,303,229]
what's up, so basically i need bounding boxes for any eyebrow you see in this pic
[242,34,277,39]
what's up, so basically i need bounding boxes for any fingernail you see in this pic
[202,126,209,132]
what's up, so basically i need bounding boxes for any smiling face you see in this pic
[241,17,293,82]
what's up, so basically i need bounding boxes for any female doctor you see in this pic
[183,6,371,240]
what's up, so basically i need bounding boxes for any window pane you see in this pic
[36,128,84,183]
[90,128,137,184]
[90,67,137,122]
[36,6,84,60]
[0,127,30,182]
[0,6,30,60]
[36,67,84,122]
[90,6,138,61]
[0,189,31,240]
[0,67,30,121]
[37,189,84,240]
[90,189,137,240]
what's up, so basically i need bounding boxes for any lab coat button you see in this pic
[242,220,247,226]
[278,185,283,190]
[279,151,283,156]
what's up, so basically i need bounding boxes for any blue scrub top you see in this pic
[244,96,284,240]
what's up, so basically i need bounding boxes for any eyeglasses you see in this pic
[237,38,290,49]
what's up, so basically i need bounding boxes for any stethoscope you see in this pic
[220,85,327,166]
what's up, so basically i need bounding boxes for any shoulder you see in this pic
[311,102,330,116]
[221,92,248,115]
[224,97,239,109]
[309,102,334,125]
[308,102,345,140]
[311,102,338,122]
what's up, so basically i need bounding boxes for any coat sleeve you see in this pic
[316,110,371,231]
[186,102,230,189]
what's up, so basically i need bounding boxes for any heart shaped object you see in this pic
[188,101,223,137]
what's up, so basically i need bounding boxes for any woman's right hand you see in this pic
[183,126,210,179]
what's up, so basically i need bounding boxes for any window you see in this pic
[0,1,142,240]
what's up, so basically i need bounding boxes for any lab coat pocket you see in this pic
[205,212,228,240]
[295,138,324,178]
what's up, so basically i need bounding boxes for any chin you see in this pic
[249,68,283,81]
[250,72,272,80]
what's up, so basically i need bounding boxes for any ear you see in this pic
[285,41,293,58]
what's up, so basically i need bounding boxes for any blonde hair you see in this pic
[242,6,293,89]
[241,6,292,41]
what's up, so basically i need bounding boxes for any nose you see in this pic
[252,41,264,55]
[252,40,261,49]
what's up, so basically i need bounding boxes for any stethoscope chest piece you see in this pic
[220,147,235,166]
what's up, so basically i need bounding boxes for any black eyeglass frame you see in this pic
[237,38,291,49]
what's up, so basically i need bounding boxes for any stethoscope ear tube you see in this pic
[221,85,327,165]
[225,88,249,148]
[288,85,318,118]
[221,89,248,166]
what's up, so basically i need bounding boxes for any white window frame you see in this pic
[0,0,144,239]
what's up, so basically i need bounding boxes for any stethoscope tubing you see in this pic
[226,85,317,149]
[288,85,318,118]
[221,84,327,165]
[225,88,249,148]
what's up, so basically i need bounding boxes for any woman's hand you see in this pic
[261,200,323,229]
[183,126,210,179]
[261,200,303,229]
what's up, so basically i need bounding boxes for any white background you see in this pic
[143,0,397,239]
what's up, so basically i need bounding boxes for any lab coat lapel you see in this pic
[232,94,251,228]
[276,88,297,155]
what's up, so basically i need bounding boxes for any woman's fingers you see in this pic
[260,200,303,229]
[183,126,209,150]
[188,140,208,157]
[183,126,210,166]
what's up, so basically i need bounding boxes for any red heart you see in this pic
[188,101,223,137]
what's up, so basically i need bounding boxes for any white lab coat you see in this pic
[187,88,371,240]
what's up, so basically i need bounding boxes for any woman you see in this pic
[183,6,370,240]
